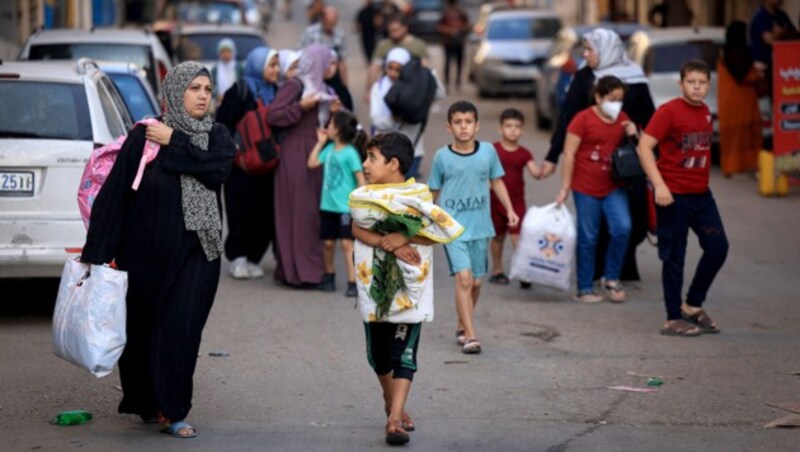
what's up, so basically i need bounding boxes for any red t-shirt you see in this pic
[644,98,713,194]
[491,142,533,202]
[566,108,629,197]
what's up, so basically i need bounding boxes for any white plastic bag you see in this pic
[509,202,576,291]
[52,259,127,378]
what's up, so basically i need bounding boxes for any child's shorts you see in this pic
[364,322,421,381]
[320,210,354,240]
[491,197,527,236]
[444,238,489,277]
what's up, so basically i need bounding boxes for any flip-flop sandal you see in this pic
[488,273,510,285]
[682,309,720,333]
[385,422,410,446]
[385,407,415,432]
[456,329,466,346]
[462,339,482,354]
[660,320,702,337]
[161,420,197,438]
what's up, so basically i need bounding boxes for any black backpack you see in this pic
[384,58,437,125]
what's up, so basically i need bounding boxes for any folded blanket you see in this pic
[349,179,463,323]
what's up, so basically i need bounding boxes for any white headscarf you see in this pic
[583,28,648,85]
[370,47,411,130]
[215,38,238,96]
[278,49,300,82]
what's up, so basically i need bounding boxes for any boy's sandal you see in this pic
[462,339,482,354]
[161,420,197,438]
[488,273,510,285]
[682,309,720,334]
[384,406,415,432]
[660,320,702,337]
[456,329,466,346]
[603,280,626,303]
[385,421,410,446]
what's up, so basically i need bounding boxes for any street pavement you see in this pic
[1,1,799,451]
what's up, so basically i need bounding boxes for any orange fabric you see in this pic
[717,58,763,175]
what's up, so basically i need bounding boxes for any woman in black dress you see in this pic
[81,61,234,438]
[542,28,656,283]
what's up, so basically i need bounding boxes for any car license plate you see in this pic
[0,171,34,196]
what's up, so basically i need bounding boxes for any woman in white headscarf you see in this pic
[369,47,435,178]
[211,38,242,105]
[543,28,656,283]
[278,49,301,84]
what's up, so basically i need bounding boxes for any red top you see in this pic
[491,142,534,201]
[566,108,629,197]
[644,98,713,194]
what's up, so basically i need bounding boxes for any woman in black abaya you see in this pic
[81,61,234,438]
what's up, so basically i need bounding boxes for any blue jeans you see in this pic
[573,189,632,293]
[656,191,728,320]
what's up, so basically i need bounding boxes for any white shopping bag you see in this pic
[509,202,576,291]
[52,259,127,378]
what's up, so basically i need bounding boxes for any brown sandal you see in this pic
[682,309,720,333]
[660,320,702,337]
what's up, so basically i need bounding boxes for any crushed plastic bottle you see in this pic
[54,410,93,426]
[646,377,664,387]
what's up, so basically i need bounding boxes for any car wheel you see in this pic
[478,87,492,98]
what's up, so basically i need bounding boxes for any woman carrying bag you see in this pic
[81,62,235,438]
[555,76,638,303]
[216,46,281,280]
[543,28,655,283]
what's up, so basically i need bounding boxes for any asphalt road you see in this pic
[1,1,799,451]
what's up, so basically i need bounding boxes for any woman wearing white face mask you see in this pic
[544,28,656,284]
[555,76,638,303]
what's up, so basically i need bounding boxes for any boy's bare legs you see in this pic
[510,233,520,248]
[455,270,478,339]
[323,240,336,273]
[378,373,414,430]
[490,234,506,275]
[341,239,355,282]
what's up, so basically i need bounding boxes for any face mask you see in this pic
[600,100,623,121]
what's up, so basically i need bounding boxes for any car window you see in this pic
[95,79,128,137]
[413,0,441,10]
[177,33,265,62]
[0,81,92,141]
[646,41,720,74]
[108,73,158,121]
[29,43,158,93]
[487,17,561,40]
[178,2,243,24]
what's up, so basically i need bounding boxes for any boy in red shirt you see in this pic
[488,108,542,288]
[637,60,729,336]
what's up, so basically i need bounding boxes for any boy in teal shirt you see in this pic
[428,101,519,354]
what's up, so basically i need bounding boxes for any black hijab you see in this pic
[723,21,753,83]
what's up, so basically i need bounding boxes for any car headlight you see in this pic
[474,44,491,64]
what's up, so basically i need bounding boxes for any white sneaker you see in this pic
[247,261,264,278]
[229,257,249,279]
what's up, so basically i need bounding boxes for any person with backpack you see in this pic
[369,47,441,178]
[216,46,281,280]
[267,43,339,288]
[81,62,235,438]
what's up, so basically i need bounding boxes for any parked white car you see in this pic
[0,59,133,278]
[175,23,267,68]
[469,8,561,97]
[18,28,173,99]
[627,27,724,137]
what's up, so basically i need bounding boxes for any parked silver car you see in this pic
[175,23,267,68]
[99,61,161,121]
[0,59,133,278]
[18,27,174,99]
[468,9,561,97]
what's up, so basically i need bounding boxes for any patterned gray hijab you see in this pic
[162,61,222,261]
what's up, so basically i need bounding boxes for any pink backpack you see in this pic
[78,119,161,229]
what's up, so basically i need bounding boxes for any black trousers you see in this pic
[443,43,464,86]
[223,165,275,263]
